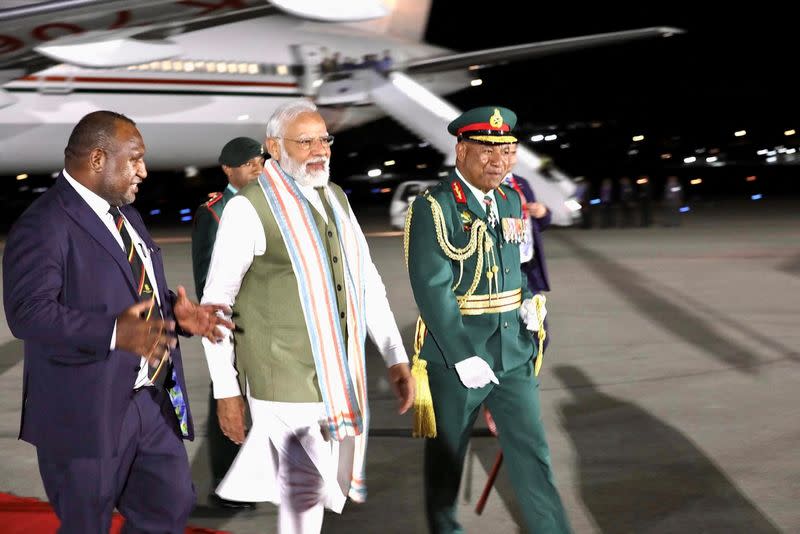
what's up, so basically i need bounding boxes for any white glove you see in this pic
[519,295,547,332]
[455,356,499,389]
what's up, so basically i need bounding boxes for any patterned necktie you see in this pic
[109,206,189,437]
[483,195,497,227]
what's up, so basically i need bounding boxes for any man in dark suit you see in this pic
[504,144,551,349]
[3,110,232,533]
[191,136,263,510]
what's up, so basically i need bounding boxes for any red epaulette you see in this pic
[451,181,467,204]
[204,192,223,207]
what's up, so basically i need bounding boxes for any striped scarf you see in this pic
[258,159,370,501]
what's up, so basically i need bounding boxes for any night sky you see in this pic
[423,2,800,131]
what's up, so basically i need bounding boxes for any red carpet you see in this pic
[0,492,229,533]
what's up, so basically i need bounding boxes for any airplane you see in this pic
[0,0,683,225]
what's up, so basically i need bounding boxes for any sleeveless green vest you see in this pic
[233,181,350,401]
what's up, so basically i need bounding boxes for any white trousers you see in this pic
[215,399,353,534]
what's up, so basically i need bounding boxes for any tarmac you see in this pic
[1,198,798,533]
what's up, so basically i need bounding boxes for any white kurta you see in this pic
[201,182,407,510]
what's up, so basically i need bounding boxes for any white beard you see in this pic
[280,153,330,187]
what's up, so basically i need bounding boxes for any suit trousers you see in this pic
[37,387,195,534]
[424,359,572,534]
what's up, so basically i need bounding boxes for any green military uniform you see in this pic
[192,184,236,300]
[191,136,263,506]
[191,184,241,493]
[406,107,572,533]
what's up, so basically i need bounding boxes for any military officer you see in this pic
[191,136,264,509]
[405,106,573,533]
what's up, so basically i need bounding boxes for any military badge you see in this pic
[460,210,473,231]
[489,108,504,128]
[501,217,529,245]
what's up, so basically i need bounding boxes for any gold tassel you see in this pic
[533,294,547,376]
[411,318,437,438]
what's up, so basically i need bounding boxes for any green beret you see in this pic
[218,137,264,167]
[447,106,518,144]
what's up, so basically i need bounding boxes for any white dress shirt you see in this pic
[63,169,161,389]
[202,182,408,399]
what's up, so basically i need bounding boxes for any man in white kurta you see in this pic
[201,100,414,534]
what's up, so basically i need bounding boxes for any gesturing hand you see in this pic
[115,299,176,366]
[172,286,234,342]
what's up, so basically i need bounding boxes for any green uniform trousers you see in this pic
[425,358,572,534]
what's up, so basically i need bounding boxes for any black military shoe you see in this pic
[208,492,256,510]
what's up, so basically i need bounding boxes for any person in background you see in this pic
[191,136,264,510]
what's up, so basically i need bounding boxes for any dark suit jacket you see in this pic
[3,175,194,459]
[511,174,551,292]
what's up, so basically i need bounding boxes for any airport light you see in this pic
[416,163,428,169]
[468,65,480,71]
[746,175,757,182]
[734,130,747,137]
[179,208,191,215]
[531,135,545,142]
[380,188,392,193]
[767,150,777,156]
[16,173,28,180]
[660,153,672,160]
[149,209,161,216]
[706,156,718,163]
[590,198,601,205]
[766,156,777,163]
[757,149,768,155]
[683,156,696,164]
[544,134,557,141]
[636,178,649,185]
[367,169,382,178]
[690,178,702,185]
[470,79,483,87]
[632,135,645,142]
[751,194,763,200]
[679,206,690,213]
[560,143,570,149]
[785,129,796,136]
[181,216,192,222]
[787,148,797,154]
[384,160,396,166]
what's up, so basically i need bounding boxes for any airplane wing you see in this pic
[0,0,388,72]
[405,26,685,73]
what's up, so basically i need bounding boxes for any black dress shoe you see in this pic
[208,492,256,510]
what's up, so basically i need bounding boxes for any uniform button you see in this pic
[503,321,509,328]
[340,311,345,319]
[327,230,333,237]
[337,284,342,291]
[333,256,338,263]
[505,267,510,274]
[499,244,503,249]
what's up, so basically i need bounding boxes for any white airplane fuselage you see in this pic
[0,14,468,174]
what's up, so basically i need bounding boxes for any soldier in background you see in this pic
[191,136,264,509]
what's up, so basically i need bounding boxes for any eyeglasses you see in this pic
[280,135,335,151]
